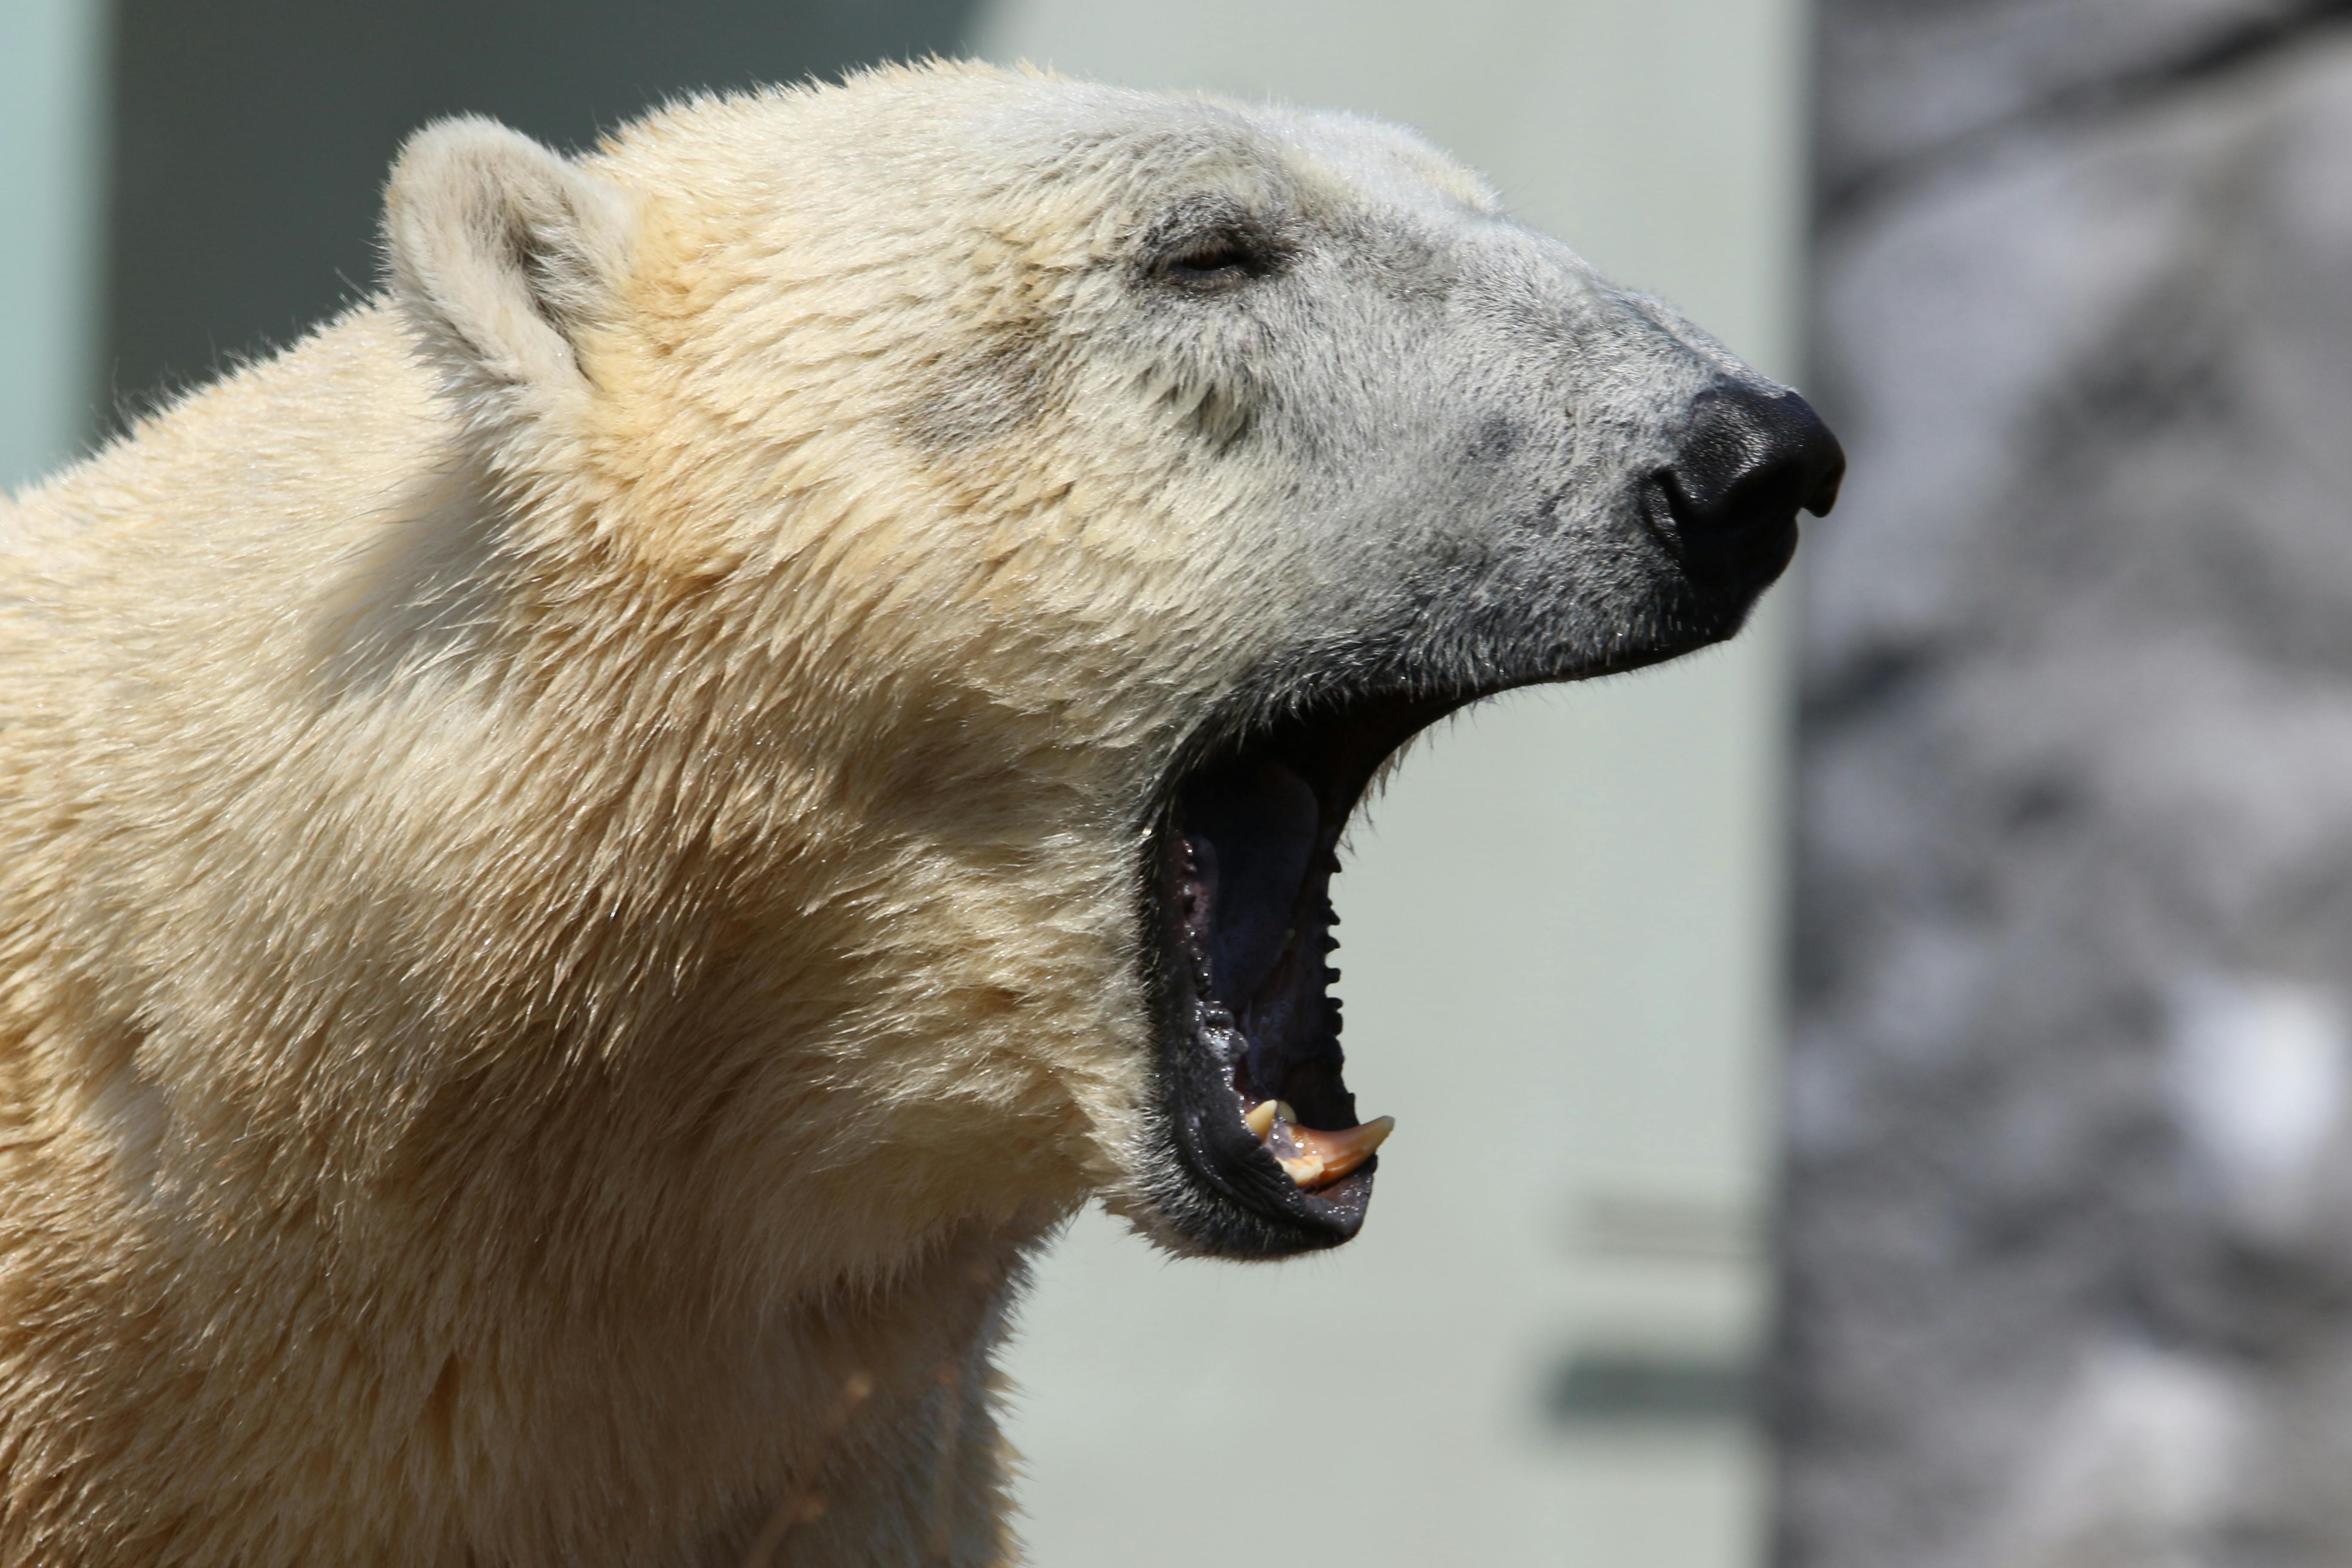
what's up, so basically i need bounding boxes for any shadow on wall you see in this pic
[102,0,975,421]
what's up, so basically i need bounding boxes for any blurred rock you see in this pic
[1781,12,2352,1568]
[1820,0,2346,198]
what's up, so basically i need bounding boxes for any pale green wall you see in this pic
[963,4,1812,1565]
[0,0,106,493]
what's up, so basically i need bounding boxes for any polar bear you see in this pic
[0,61,1839,1568]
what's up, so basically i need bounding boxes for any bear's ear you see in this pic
[383,117,638,446]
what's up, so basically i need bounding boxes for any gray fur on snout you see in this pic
[1093,107,1798,719]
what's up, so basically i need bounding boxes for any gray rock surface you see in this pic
[1819,0,2341,194]
[1780,9,2352,1565]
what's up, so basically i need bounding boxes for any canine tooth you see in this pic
[1243,1100,1277,1140]
[1282,1117,1395,1188]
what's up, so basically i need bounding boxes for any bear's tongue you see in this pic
[1172,756,1392,1190]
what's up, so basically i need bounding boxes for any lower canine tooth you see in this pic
[1243,1101,1277,1140]
[1280,1116,1396,1189]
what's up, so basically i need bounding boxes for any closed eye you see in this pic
[1149,227,1283,292]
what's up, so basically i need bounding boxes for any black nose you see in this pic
[1645,384,1846,583]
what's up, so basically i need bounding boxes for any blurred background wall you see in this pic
[99,0,971,406]
[0,0,105,491]
[11,3,1807,1565]
[1780,3,2352,1566]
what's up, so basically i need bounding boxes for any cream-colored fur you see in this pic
[0,61,1804,1566]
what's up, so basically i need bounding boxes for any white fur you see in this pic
[0,62,1781,1565]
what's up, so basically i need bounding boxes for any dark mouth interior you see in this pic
[1171,753,1350,1120]
[1154,694,1453,1245]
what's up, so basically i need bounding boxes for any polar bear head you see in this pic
[376,62,1840,1268]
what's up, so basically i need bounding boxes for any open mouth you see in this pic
[1144,688,1462,1257]
[1133,542,1824,1259]
[1127,392,1841,1258]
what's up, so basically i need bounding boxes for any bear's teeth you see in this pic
[1243,1098,1298,1141]
[1278,1117,1394,1189]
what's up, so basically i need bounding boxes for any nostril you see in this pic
[1648,384,1846,581]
